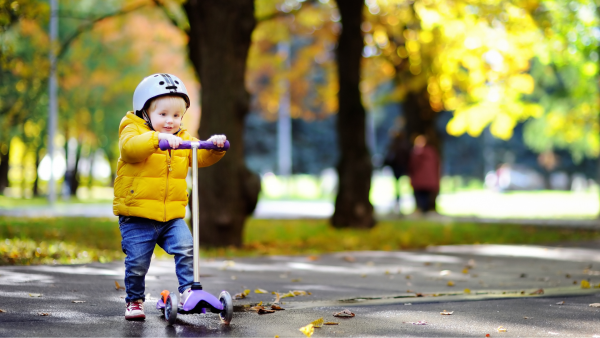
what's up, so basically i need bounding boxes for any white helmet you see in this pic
[132,73,190,113]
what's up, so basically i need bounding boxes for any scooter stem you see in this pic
[191,142,200,284]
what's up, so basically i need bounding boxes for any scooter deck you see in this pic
[157,289,224,314]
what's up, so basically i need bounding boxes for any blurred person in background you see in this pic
[408,134,440,216]
[383,129,411,215]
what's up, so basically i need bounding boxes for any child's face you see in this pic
[147,96,185,134]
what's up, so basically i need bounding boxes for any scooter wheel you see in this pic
[165,293,178,326]
[218,291,233,324]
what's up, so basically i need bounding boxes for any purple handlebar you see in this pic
[159,140,230,151]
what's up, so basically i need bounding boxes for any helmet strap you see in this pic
[142,110,155,131]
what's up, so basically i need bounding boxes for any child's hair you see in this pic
[147,95,187,114]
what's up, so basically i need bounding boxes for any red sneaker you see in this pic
[125,300,145,320]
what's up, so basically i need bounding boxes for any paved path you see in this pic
[1,243,599,337]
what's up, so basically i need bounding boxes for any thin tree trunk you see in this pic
[331,0,375,228]
[184,0,260,247]
[0,144,9,194]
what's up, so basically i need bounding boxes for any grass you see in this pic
[1,216,599,265]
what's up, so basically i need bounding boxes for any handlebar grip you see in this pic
[159,140,230,151]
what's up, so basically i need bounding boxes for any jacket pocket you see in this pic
[124,178,139,206]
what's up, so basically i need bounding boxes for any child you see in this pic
[113,73,227,320]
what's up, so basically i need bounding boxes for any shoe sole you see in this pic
[125,314,146,321]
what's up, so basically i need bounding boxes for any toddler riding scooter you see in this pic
[155,139,233,326]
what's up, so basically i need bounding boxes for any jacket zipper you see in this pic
[164,149,172,221]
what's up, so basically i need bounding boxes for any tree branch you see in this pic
[151,0,187,33]
[57,2,148,60]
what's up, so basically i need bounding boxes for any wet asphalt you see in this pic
[1,243,600,337]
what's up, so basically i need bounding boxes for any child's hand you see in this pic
[207,134,227,148]
[158,133,183,149]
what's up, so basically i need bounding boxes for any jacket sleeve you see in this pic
[188,137,226,168]
[119,125,159,163]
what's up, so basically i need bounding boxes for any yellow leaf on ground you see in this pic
[292,290,308,296]
[464,288,471,294]
[255,288,268,294]
[29,293,42,297]
[447,281,455,286]
[310,317,324,328]
[243,289,251,296]
[114,281,125,290]
[462,268,469,274]
[291,278,302,282]
[273,292,281,304]
[440,310,454,315]
[497,326,507,332]
[581,280,591,289]
[280,291,296,299]
[299,324,314,337]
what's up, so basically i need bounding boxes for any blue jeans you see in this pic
[119,216,194,303]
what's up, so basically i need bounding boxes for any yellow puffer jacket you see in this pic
[113,112,225,222]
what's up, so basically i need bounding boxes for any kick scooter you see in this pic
[156,139,233,326]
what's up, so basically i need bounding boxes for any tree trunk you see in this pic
[184,0,260,247]
[331,0,375,229]
[0,144,9,194]
[403,89,441,210]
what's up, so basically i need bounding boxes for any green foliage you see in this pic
[1,216,598,265]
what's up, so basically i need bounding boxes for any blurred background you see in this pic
[1,0,599,221]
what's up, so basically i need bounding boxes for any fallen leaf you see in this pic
[307,256,320,261]
[406,275,411,279]
[555,301,564,305]
[255,288,268,294]
[292,290,308,296]
[273,292,281,304]
[72,300,86,303]
[523,316,530,319]
[424,262,431,266]
[581,280,591,289]
[447,281,455,287]
[311,317,324,328]
[404,320,427,325]
[361,274,367,278]
[589,303,600,307]
[299,324,314,337]
[440,270,451,276]
[343,255,356,263]
[29,293,42,297]
[271,304,284,310]
[440,310,454,315]
[291,278,302,282]
[257,308,276,314]
[323,322,339,325]
[38,312,51,316]
[464,288,471,294]
[565,273,571,278]
[485,334,490,337]
[497,326,507,332]
[114,281,125,291]
[333,309,355,317]
[467,259,476,268]
[280,291,295,299]
[529,289,544,295]
[462,268,469,274]
[0,309,6,313]
[234,289,251,300]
